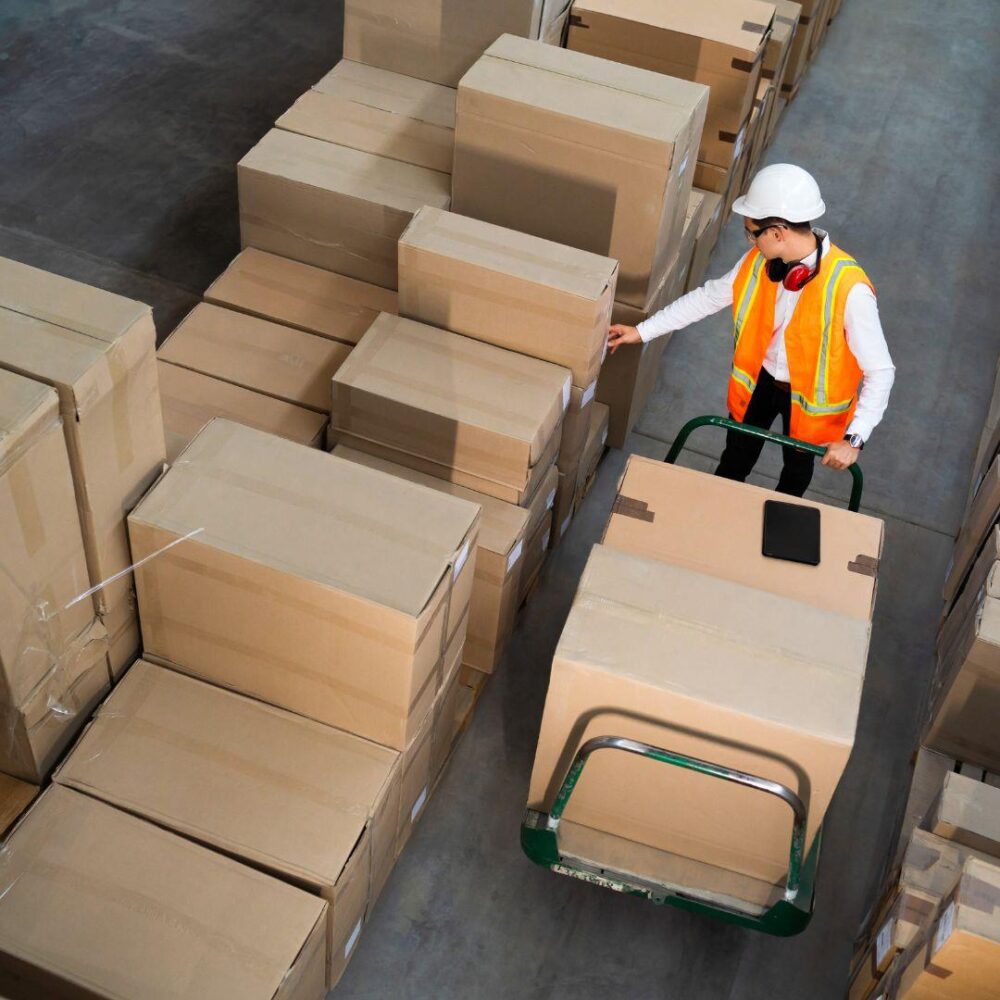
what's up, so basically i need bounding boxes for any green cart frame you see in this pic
[520,416,865,936]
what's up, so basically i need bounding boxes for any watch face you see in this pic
[850,434,864,448]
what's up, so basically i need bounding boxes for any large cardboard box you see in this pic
[0,619,110,783]
[55,661,402,988]
[519,464,560,603]
[944,453,1000,608]
[451,35,706,309]
[927,584,1000,771]
[238,128,451,289]
[604,456,884,621]
[528,544,867,885]
[567,0,774,169]
[331,313,569,505]
[334,445,530,673]
[128,419,480,750]
[0,786,327,1000]
[277,61,456,175]
[398,206,617,389]
[574,401,610,508]
[0,371,96,706]
[894,858,1000,999]
[597,249,689,448]
[0,257,165,674]
[204,248,398,347]
[158,303,352,414]
[927,771,1000,857]
[762,0,801,142]
[687,189,726,290]
[158,361,327,463]
[559,379,599,475]
[343,0,570,87]
[781,0,824,96]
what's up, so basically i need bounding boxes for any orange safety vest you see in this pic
[728,243,875,445]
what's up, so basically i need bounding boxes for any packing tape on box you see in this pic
[611,494,654,523]
[848,554,880,577]
[775,14,798,26]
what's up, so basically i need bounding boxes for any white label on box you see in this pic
[600,428,608,448]
[933,902,956,955]
[344,919,363,959]
[562,376,571,412]
[545,489,556,511]
[581,380,597,407]
[452,540,470,581]
[542,530,551,549]
[410,784,429,823]
[560,514,572,537]
[875,917,895,966]
[506,539,524,573]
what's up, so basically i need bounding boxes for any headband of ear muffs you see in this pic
[765,231,824,291]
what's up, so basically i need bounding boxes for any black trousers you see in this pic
[715,367,816,497]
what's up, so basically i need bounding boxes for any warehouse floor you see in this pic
[3,1,999,998]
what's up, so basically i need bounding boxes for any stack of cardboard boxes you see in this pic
[528,456,883,912]
[848,751,1000,998]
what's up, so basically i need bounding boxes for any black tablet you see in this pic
[762,500,821,565]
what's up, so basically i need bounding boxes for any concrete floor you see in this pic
[3,1,999,998]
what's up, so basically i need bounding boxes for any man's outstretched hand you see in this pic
[607,324,642,355]
[821,439,860,470]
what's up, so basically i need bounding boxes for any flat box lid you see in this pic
[572,0,775,57]
[56,660,398,888]
[603,456,884,622]
[0,785,326,1000]
[334,445,529,557]
[158,302,352,412]
[333,313,570,465]
[204,248,398,345]
[314,61,456,130]
[0,368,58,470]
[0,254,151,344]
[239,128,451,216]
[560,545,867,738]
[157,361,326,462]
[463,34,707,147]
[129,418,479,618]
[400,206,617,307]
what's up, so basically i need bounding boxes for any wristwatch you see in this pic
[844,433,865,450]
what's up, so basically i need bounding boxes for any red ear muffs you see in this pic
[766,258,814,291]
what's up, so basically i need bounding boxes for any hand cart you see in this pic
[520,415,865,936]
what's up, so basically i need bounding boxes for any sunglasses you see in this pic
[744,223,786,243]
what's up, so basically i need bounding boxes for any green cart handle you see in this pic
[664,415,864,512]
[521,734,820,936]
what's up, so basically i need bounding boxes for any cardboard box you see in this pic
[0,257,165,665]
[687,189,726,291]
[550,470,578,549]
[567,0,773,168]
[398,205,618,389]
[559,379,599,474]
[204,248,398,347]
[128,419,480,750]
[238,128,451,289]
[334,445,530,673]
[55,660,401,988]
[451,35,706,308]
[781,0,823,95]
[158,303,352,414]
[331,313,569,505]
[0,773,37,840]
[945,454,1000,608]
[528,544,868,885]
[343,0,569,87]
[603,456,884,621]
[762,0,801,84]
[927,586,1000,771]
[277,61,456,175]
[158,360,327,464]
[895,858,1000,999]
[102,594,140,680]
[926,771,1000,857]
[575,401,610,508]
[0,371,96,705]
[0,786,328,1000]
[0,619,110,783]
[519,510,554,605]
[597,250,689,448]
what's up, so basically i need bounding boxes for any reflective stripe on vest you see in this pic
[815,256,864,407]
[733,254,767,347]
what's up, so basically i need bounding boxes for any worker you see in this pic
[607,164,895,497]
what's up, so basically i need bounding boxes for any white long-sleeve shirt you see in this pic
[637,234,895,441]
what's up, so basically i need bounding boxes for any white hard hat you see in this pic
[732,163,826,222]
